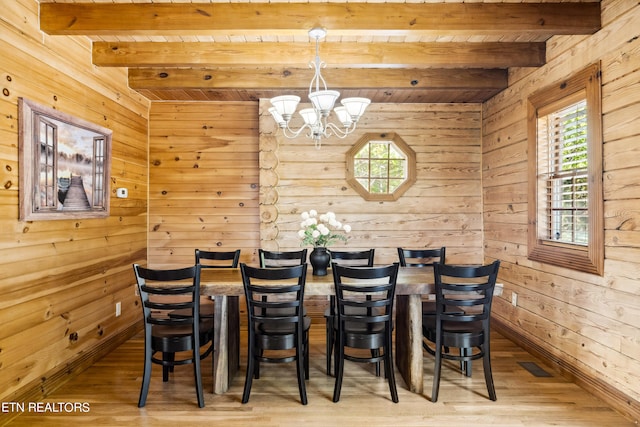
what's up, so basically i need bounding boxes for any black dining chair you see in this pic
[258,249,308,318]
[397,247,446,318]
[396,247,462,358]
[240,263,310,405]
[331,262,399,403]
[170,249,241,319]
[324,249,375,375]
[133,264,214,408]
[422,260,500,402]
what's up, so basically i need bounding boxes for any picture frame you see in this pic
[18,98,112,220]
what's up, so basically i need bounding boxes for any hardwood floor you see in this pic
[3,313,634,427]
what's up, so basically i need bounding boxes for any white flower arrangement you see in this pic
[297,210,351,247]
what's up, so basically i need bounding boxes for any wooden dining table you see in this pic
[200,265,440,395]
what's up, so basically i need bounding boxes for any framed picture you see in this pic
[18,98,112,220]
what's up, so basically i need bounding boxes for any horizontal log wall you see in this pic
[259,102,484,266]
[483,0,640,422]
[148,102,261,268]
[0,0,148,410]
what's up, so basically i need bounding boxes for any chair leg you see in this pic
[296,333,308,405]
[482,344,497,401]
[431,340,443,403]
[372,349,381,377]
[255,347,261,379]
[163,352,174,382]
[138,345,153,407]
[242,338,255,403]
[464,348,473,377]
[332,334,344,402]
[326,318,333,376]
[193,350,205,408]
[385,336,398,403]
[304,330,310,380]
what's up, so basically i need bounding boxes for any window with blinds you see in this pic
[527,63,603,275]
[538,99,588,245]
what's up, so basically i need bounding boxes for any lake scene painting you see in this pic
[19,98,112,220]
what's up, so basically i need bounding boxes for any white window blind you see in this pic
[538,99,589,245]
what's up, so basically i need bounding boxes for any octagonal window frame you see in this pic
[346,132,416,201]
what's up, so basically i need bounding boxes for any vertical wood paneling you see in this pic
[259,102,484,265]
[0,0,148,405]
[482,1,640,421]
[147,102,261,268]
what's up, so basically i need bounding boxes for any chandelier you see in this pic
[268,28,371,149]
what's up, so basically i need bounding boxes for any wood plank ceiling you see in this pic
[39,0,601,103]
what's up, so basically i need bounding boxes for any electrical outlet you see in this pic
[511,292,518,307]
[115,302,122,317]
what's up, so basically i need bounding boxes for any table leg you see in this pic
[395,294,423,393]
[212,295,240,394]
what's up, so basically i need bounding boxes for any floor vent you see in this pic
[518,361,552,377]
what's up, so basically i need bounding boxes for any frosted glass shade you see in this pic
[334,106,353,127]
[299,108,320,126]
[268,107,286,127]
[270,95,301,121]
[341,97,371,121]
[309,90,340,115]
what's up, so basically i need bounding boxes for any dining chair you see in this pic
[396,247,462,358]
[170,249,241,319]
[133,264,214,408]
[331,263,400,403]
[240,263,310,405]
[397,247,446,318]
[422,260,501,402]
[324,249,375,375]
[258,249,308,318]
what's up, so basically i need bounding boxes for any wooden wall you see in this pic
[0,0,148,410]
[483,0,640,421]
[258,102,484,266]
[148,102,260,268]
[147,101,482,269]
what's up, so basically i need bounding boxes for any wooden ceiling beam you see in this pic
[94,41,545,68]
[128,67,508,91]
[40,3,600,37]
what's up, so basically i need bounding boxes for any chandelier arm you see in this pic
[323,121,358,139]
[281,122,312,139]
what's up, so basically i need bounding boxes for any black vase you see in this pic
[309,247,331,276]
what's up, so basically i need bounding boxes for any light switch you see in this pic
[116,188,128,198]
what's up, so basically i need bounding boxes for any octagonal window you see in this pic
[346,132,416,201]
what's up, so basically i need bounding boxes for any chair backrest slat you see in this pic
[329,249,375,267]
[195,249,241,268]
[397,247,445,267]
[259,249,307,268]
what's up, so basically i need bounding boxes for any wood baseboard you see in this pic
[493,318,639,424]
[2,323,140,425]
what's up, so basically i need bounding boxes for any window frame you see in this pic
[527,63,603,275]
[346,132,416,201]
